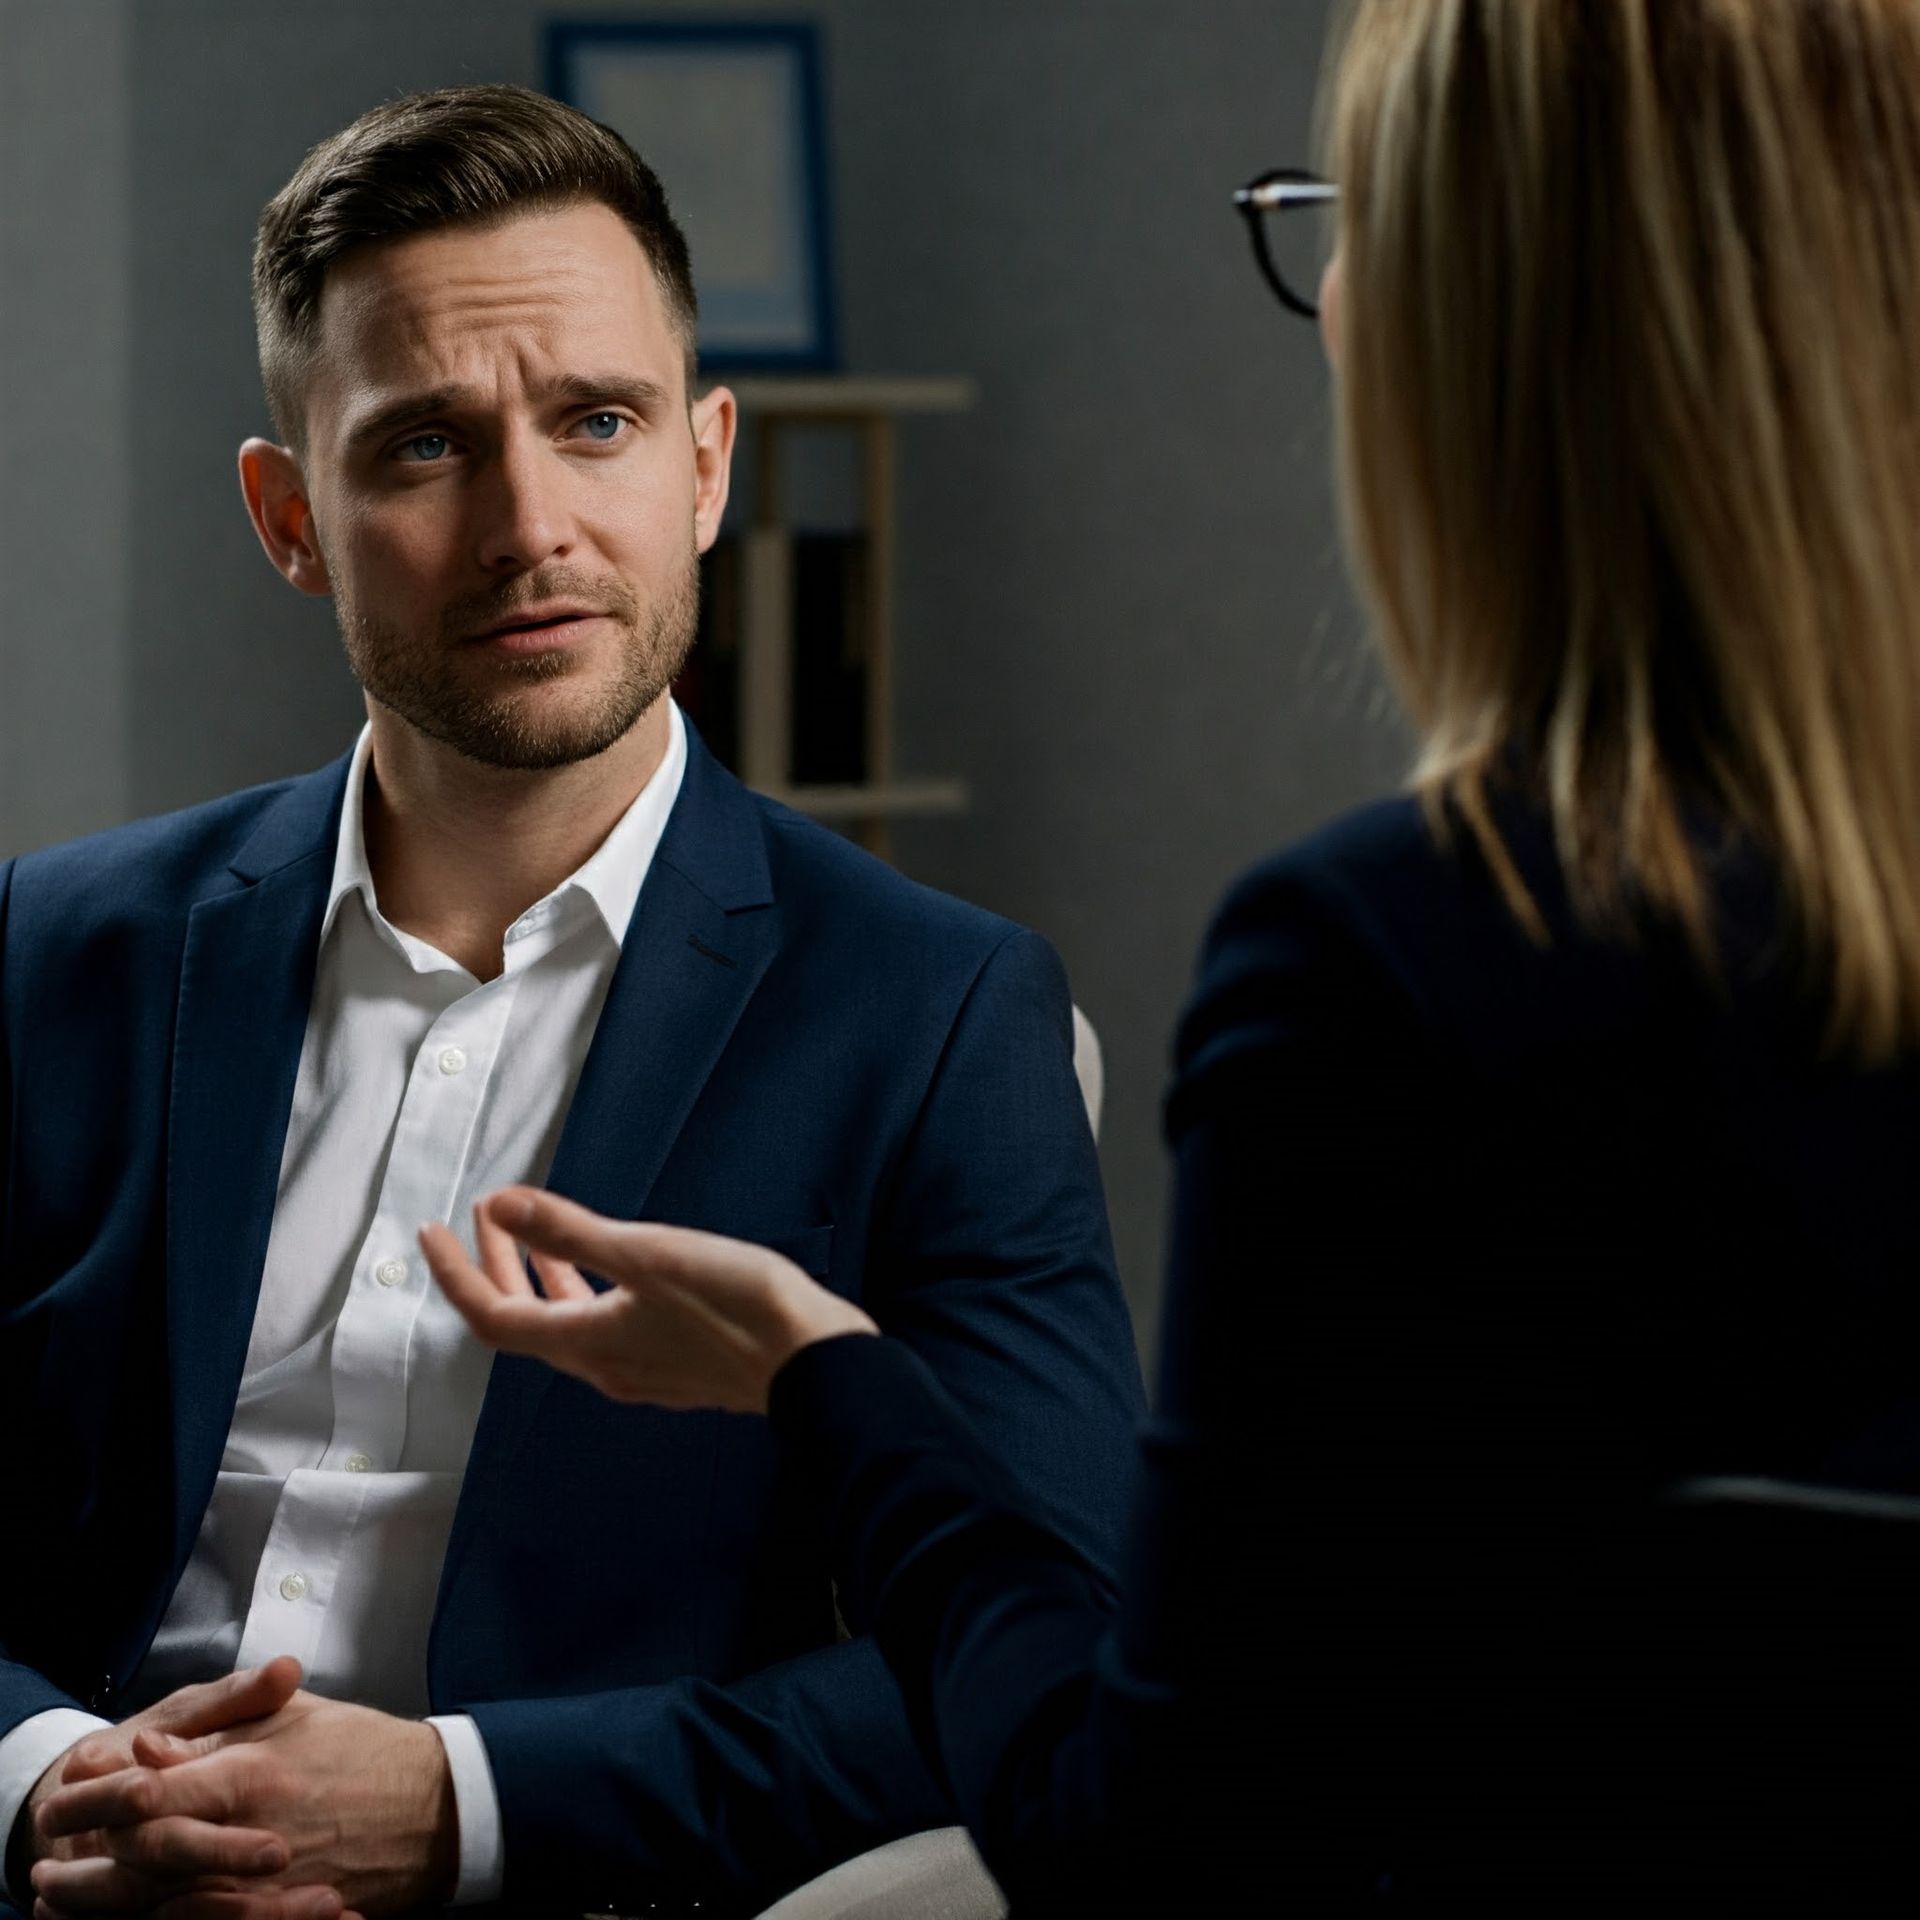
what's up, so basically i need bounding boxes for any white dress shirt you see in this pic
[0,705,687,1904]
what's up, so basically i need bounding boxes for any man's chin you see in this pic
[384,684,659,773]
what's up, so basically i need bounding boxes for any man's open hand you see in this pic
[30,1686,454,1920]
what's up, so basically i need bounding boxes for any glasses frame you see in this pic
[1233,169,1339,320]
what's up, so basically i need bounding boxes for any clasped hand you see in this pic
[24,1192,865,1920]
[26,1658,454,1920]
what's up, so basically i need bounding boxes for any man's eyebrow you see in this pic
[540,372,673,415]
[343,374,674,451]
[344,387,466,452]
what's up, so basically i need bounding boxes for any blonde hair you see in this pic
[1325,0,1920,1059]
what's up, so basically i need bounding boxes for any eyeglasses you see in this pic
[1233,169,1339,319]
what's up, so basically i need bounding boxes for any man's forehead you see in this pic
[303,203,683,439]
[318,203,668,344]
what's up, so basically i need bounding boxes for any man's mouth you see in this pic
[469,606,605,650]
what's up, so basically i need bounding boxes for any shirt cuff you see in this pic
[0,1708,112,1903]
[425,1712,505,1905]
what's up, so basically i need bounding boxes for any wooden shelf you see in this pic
[730,375,978,861]
[761,779,971,822]
[724,375,978,416]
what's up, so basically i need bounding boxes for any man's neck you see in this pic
[360,700,672,982]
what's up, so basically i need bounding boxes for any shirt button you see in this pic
[438,1046,468,1076]
[344,1452,373,1473]
[278,1572,308,1602]
[375,1258,408,1288]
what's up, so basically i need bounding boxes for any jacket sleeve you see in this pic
[754,855,1685,1909]
[753,868,1399,1913]
[463,927,1145,1913]
[0,856,100,1908]
[0,854,88,1733]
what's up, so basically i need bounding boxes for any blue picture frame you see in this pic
[547,19,839,372]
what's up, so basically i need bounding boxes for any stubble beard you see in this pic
[336,547,700,772]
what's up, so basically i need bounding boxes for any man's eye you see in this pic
[396,433,452,463]
[574,412,627,443]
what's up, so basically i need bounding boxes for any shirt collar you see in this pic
[320,700,689,958]
[555,698,687,943]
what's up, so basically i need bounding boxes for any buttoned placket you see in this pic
[234,891,593,1677]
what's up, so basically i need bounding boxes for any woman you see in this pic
[425,1,1920,1907]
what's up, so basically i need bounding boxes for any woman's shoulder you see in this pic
[1171,789,1662,1123]
[1171,797,1462,1100]
[1208,791,1480,933]
[1191,792,1537,1011]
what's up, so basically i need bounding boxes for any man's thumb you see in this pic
[159,1656,303,1736]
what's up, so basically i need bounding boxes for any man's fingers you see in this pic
[95,1815,287,1879]
[58,1735,130,1785]
[131,1730,203,1769]
[39,1750,267,1839]
[153,1892,345,1920]
[38,1766,159,1841]
[30,1852,165,1914]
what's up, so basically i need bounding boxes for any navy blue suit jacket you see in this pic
[0,726,1143,1913]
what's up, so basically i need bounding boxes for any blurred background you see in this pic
[0,0,1405,1355]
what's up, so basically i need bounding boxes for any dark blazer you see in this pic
[0,726,1144,1915]
[771,792,1920,1912]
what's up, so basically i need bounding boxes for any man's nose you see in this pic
[474,436,575,573]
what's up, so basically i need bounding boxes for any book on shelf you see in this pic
[675,533,741,770]
[676,530,870,787]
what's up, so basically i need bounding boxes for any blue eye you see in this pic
[576,411,625,442]
[398,432,451,463]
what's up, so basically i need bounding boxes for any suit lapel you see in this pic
[164,761,348,1574]
[443,734,780,1568]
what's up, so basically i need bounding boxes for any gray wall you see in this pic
[0,0,131,848]
[0,0,1407,1351]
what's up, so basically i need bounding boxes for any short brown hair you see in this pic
[252,83,698,448]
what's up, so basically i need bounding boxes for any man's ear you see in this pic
[689,386,736,555]
[239,438,332,596]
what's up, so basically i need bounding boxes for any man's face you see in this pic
[288,202,727,771]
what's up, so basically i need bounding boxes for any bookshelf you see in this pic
[718,375,977,860]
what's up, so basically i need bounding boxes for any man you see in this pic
[0,85,1142,1918]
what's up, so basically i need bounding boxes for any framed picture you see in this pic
[547,20,839,371]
